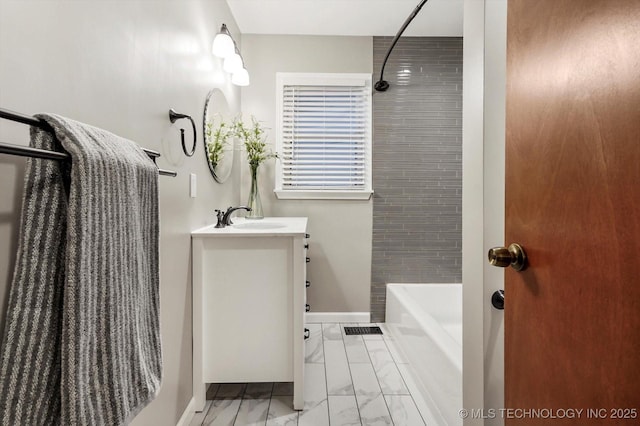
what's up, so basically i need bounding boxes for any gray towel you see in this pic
[0,114,162,425]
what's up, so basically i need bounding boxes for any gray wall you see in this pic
[0,1,241,424]
[371,37,463,321]
[240,35,373,314]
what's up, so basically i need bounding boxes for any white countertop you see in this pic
[191,217,308,237]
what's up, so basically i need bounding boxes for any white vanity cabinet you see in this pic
[191,217,308,411]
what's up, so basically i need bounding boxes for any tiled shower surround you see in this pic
[371,37,463,322]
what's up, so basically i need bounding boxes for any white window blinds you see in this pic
[276,73,372,199]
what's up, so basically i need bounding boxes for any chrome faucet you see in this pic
[216,206,251,227]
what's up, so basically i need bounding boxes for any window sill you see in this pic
[274,190,373,201]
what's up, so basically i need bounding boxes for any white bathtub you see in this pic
[385,283,462,426]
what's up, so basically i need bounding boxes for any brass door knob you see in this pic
[488,243,527,271]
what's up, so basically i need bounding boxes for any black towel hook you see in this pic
[169,109,196,157]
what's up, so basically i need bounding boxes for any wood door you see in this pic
[505,0,640,424]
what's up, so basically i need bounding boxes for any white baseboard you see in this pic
[176,397,196,426]
[305,312,370,323]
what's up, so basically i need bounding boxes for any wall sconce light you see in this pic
[212,24,250,87]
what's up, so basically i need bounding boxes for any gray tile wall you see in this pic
[371,37,463,322]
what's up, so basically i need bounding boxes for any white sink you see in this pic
[233,221,287,230]
[192,217,307,236]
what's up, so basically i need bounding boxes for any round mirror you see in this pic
[203,89,234,183]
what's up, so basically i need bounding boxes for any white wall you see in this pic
[239,35,373,313]
[0,1,241,424]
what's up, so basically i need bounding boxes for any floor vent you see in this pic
[343,326,383,336]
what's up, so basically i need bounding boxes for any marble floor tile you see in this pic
[355,392,393,425]
[189,401,213,426]
[191,322,435,426]
[303,363,328,408]
[305,323,324,363]
[322,323,343,340]
[215,383,247,399]
[328,395,361,426]
[266,395,299,426]
[350,362,383,398]
[298,399,329,426]
[299,361,329,425]
[365,340,409,395]
[338,323,350,339]
[343,334,370,364]
[207,384,221,400]
[383,335,408,364]
[272,382,293,396]
[233,398,270,426]
[349,362,392,425]
[244,382,273,399]
[324,340,355,396]
[377,323,392,335]
[203,398,242,426]
[359,323,385,340]
[384,395,426,426]
[396,363,441,426]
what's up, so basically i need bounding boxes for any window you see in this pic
[275,73,373,200]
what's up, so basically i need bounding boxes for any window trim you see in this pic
[275,72,373,201]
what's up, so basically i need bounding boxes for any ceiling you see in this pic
[225,0,463,37]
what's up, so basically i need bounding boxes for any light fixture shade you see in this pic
[232,68,250,86]
[212,32,234,58]
[223,53,243,73]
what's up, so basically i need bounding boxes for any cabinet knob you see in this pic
[305,233,310,239]
[304,244,309,249]
[304,328,310,340]
[305,304,310,312]
[306,280,310,288]
[306,257,310,263]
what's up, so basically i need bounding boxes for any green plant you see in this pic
[205,118,231,167]
[232,116,277,168]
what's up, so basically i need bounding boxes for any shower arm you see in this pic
[374,0,430,92]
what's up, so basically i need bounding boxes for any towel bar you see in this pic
[0,107,177,177]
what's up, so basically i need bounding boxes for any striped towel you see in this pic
[0,114,162,425]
